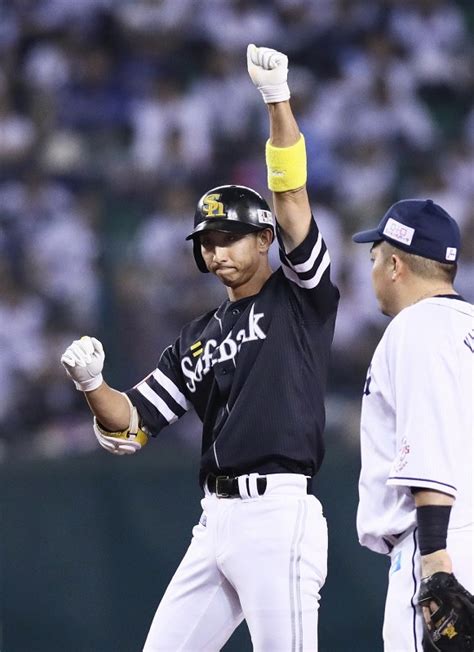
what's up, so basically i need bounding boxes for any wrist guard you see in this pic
[93,395,148,455]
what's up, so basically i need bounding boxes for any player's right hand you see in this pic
[247,44,290,104]
[61,336,105,392]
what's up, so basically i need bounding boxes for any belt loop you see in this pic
[237,475,250,499]
[204,474,212,497]
[248,473,260,498]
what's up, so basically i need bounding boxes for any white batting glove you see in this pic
[61,336,105,392]
[247,43,290,104]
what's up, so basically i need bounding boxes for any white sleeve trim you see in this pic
[387,476,457,498]
[152,369,190,410]
[288,232,323,273]
[136,382,178,424]
[282,249,331,289]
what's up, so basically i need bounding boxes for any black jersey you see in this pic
[126,216,339,486]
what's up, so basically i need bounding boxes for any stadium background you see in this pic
[0,1,472,650]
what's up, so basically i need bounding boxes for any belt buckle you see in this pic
[215,475,231,498]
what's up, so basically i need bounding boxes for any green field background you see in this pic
[1,429,386,652]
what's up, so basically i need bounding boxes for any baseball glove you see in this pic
[418,572,474,651]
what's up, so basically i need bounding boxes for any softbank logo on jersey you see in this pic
[181,304,267,392]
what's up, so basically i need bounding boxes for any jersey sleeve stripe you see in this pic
[280,233,326,274]
[152,369,190,410]
[284,232,323,274]
[387,476,457,497]
[136,381,178,424]
[281,250,331,289]
[147,375,189,418]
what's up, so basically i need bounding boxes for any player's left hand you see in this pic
[61,336,105,392]
[418,572,474,651]
[247,44,290,104]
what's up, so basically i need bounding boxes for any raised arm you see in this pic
[247,44,311,252]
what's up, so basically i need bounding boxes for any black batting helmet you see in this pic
[186,184,275,273]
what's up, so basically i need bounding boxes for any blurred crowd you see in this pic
[0,0,473,460]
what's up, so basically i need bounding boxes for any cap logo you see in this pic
[446,247,457,261]
[257,209,273,225]
[202,193,226,218]
[383,217,415,246]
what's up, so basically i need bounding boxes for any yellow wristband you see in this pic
[266,134,307,192]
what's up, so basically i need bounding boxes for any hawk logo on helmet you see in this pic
[202,194,226,218]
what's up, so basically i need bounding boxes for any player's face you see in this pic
[199,230,269,288]
[370,242,397,316]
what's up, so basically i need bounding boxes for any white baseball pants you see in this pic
[383,523,474,651]
[143,474,327,651]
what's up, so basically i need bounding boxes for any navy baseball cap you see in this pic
[352,199,461,264]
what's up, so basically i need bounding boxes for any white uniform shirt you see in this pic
[357,296,474,554]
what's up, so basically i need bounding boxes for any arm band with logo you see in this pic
[265,134,307,192]
[416,504,451,555]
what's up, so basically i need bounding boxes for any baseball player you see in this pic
[61,45,339,651]
[353,199,474,651]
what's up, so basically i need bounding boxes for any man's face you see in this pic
[370,241,397,316]
[198,230,268,288]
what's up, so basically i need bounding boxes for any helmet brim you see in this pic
[187,219,274,274]
[185,218,269,241]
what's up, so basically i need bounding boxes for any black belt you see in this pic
[206,474,312,499]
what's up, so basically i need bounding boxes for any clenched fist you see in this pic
[247,43,290,104]
[61,336,105,392]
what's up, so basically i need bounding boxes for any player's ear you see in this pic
[390,253,405,280]
[257,228,273,251]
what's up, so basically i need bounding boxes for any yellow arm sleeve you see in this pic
[266,134,307,192]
